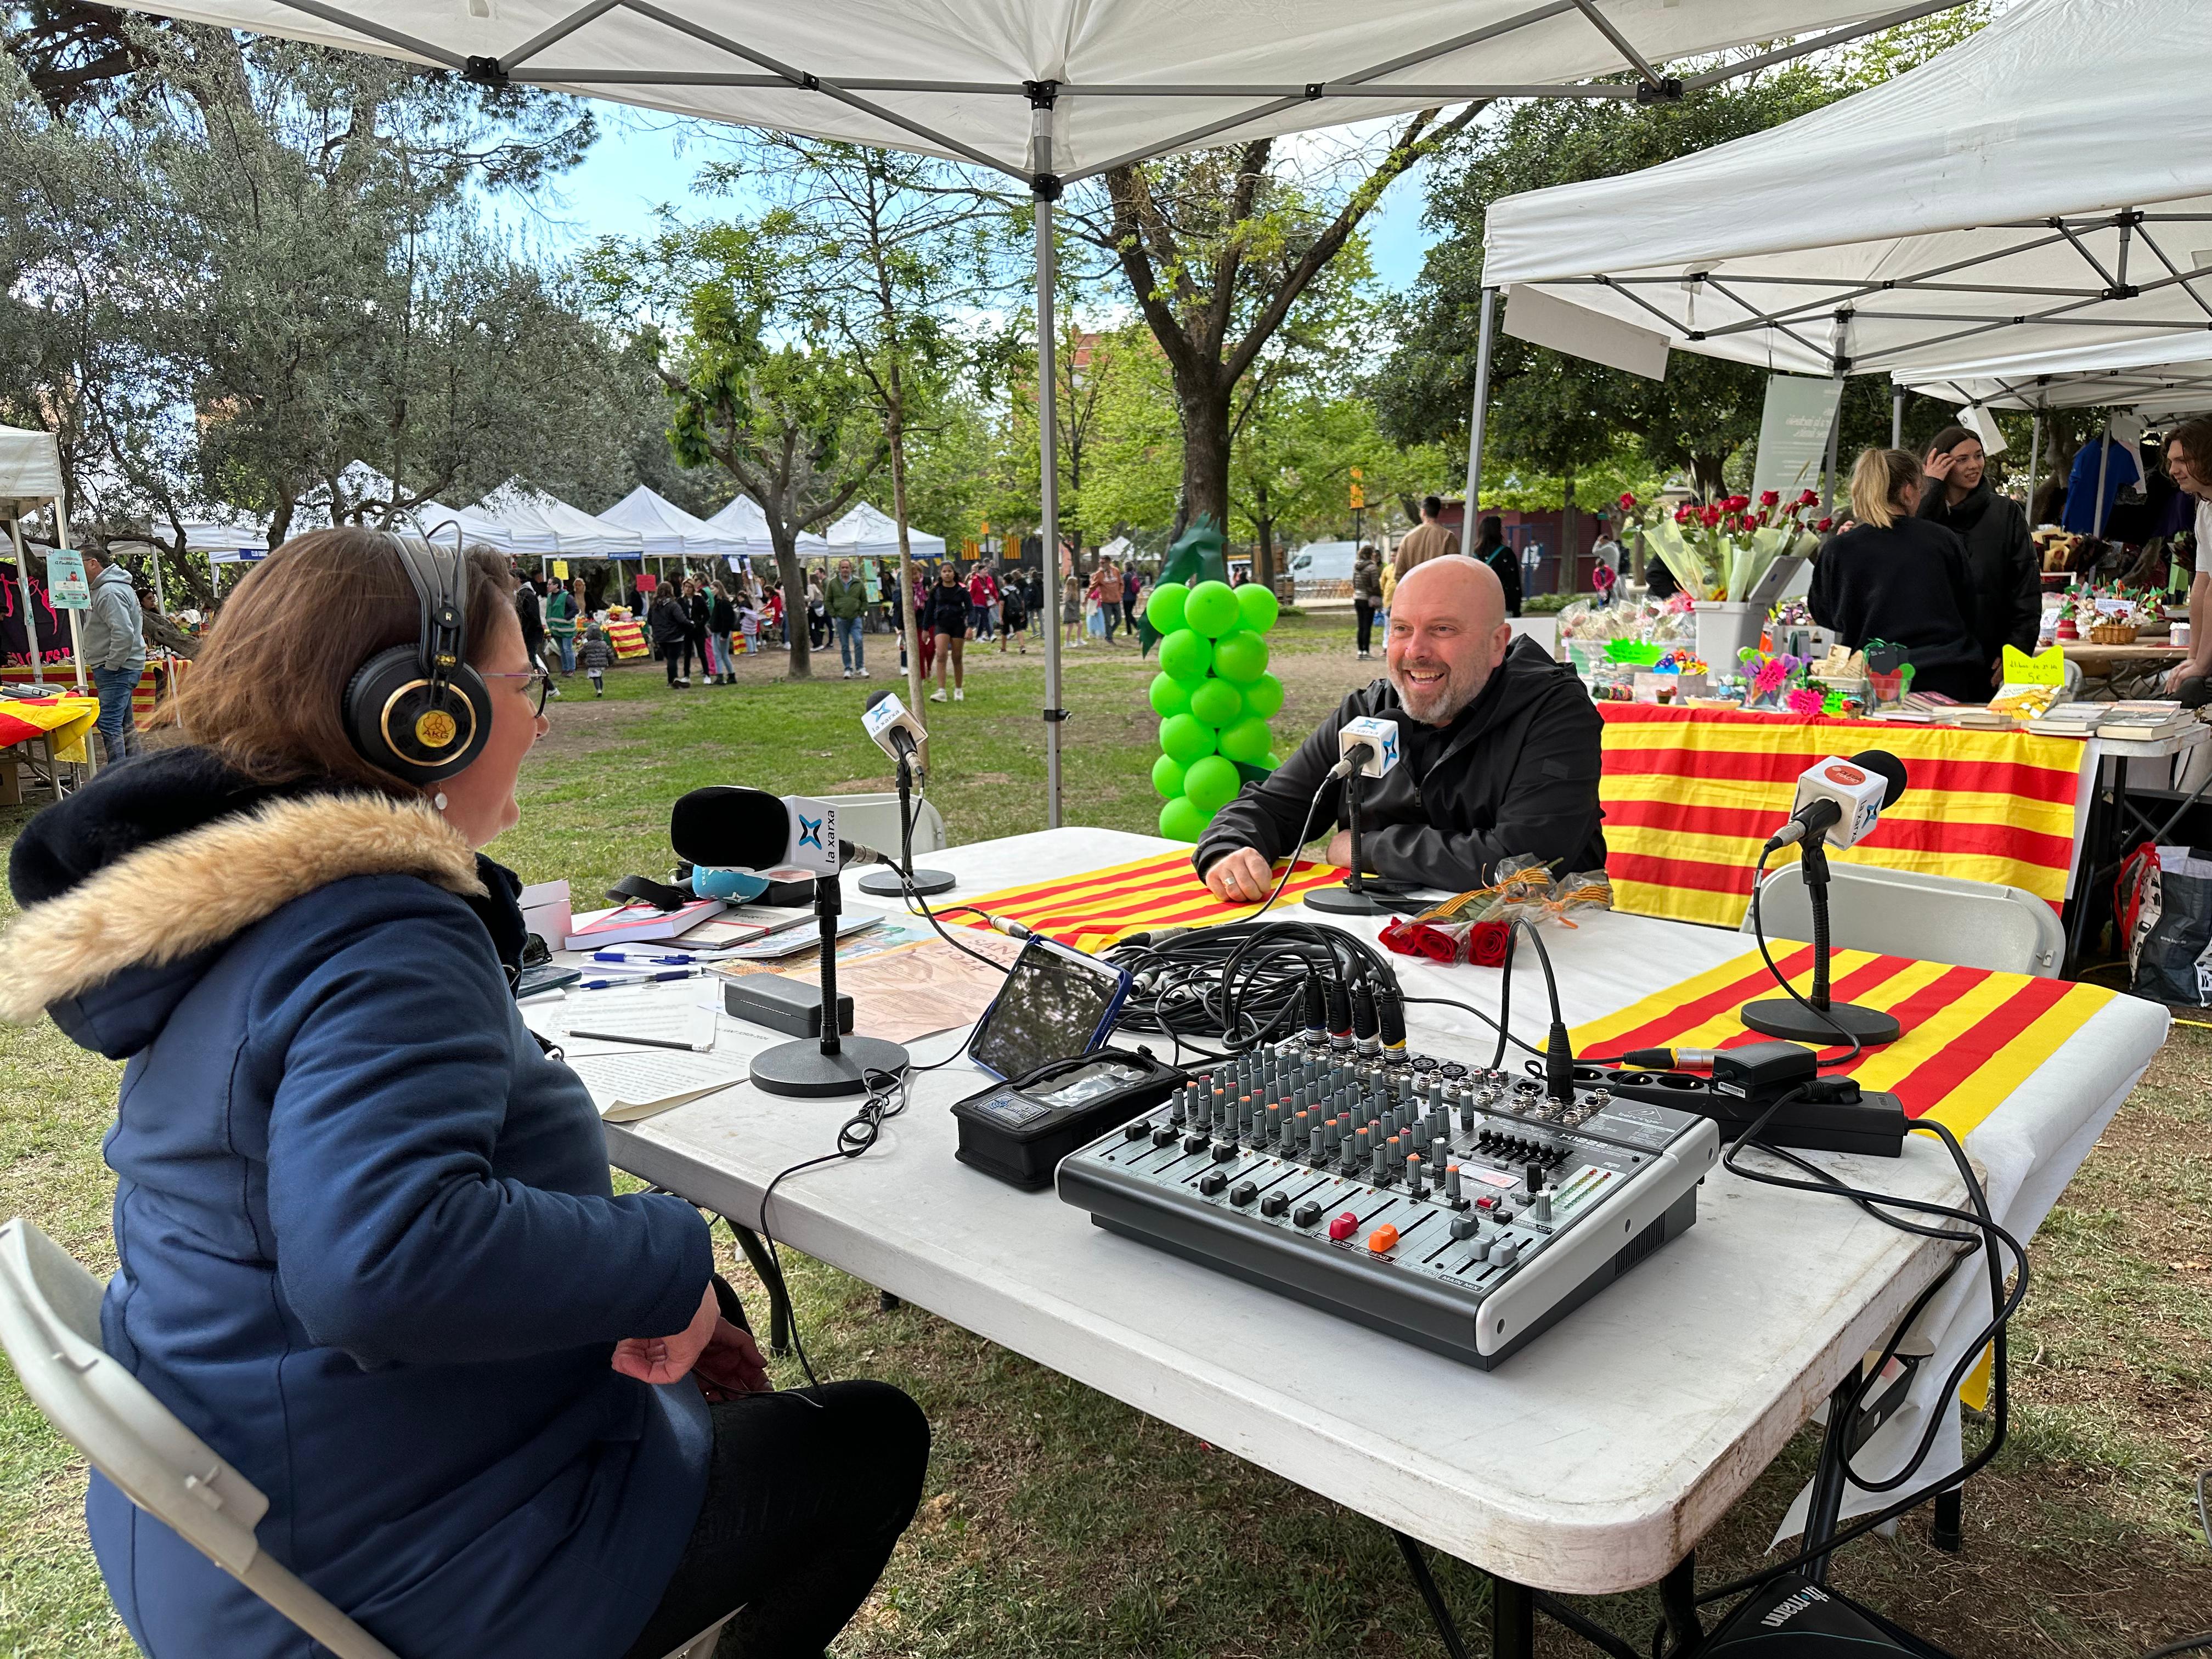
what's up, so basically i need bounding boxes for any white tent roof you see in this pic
[0,426,64,515]
[599,486,752,557]
[482,480,646,558]
[115,0,1901,184]
[825,502,946,560]
[1896,333,2212,420]
[182,513,271,554]
[1483,0,2212,379]
[708,494,830,558]
[417,498,556,556]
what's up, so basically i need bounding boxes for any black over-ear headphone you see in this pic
[342,529,494,783]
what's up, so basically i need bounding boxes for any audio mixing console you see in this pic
[1058,1038,1720,1367]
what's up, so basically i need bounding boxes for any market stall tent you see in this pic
[1896,334,2212,421]
[825,503,946,562]
[0,425,79,687]
[708,494,829,560]
[599,486,749,559]
[103,0,1925,823]
[416,498,557,557]
[482,481,646,560]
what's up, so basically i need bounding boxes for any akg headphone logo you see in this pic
[414,709,459,750]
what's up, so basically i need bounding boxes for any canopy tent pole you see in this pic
[1033,94,1064,830]
[2027,409,2044,518]
[9,515,40,686]
[149,543,166,615]
[55,500,86,694]
[2092,421,2112,537]
[1820,385,1843,519]
[1891,383,1904,447]
[1465,287,1497,526]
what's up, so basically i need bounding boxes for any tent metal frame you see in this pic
[1467,208,2212,522]
[165,0,1971,822]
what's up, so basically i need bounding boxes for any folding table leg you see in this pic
[721,1217,794,1357]
[1657,1553,1703,1653]
[1802,1364,1866,1585]
[1932,1487,1963,1553]
[1490,1575,1535,1659]
[1391,1532,1472,1659]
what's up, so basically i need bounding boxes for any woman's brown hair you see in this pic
[1848,448,1923,530]
[1923,425,1979,463]
[173,527,516,794]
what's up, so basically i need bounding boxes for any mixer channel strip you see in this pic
[1057,1037,1720,1367]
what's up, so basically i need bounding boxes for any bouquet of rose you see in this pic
[1621,489,1828,602]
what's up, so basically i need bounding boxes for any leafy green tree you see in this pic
[1064,110,1480,584]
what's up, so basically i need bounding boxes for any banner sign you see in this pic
[1751,374,1846,505]
[46,549,88,608]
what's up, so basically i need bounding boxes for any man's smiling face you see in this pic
[1385,556,1512,725]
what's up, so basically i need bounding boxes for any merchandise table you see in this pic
[577,827,2166,1652]
[1597,703,2207,946]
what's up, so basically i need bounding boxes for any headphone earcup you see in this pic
[344,648,494,783]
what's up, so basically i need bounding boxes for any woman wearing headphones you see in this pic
[0,527,926,1659]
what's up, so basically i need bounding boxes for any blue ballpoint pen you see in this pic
[574,969,704,991]
[592,950,697,966]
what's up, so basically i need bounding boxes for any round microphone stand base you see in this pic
[1303,883,1423,916]
[1739,997,1901,1047]
[856,866,956,898]
[750,1035,911,1098]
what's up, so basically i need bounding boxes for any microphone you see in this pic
[863,689,928,772]
[1328,715,1402,780]
[670,786,894,877]
[1764,750,1908,853]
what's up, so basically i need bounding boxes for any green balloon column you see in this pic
[1148,574,1283,843]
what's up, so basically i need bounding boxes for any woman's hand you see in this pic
[693,1321,775,1401]
[1925,450,1959,483]
[612,1283,719,1386]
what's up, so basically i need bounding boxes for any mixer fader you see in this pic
[1057,1037,1719,1365]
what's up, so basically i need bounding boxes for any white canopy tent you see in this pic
[417,498,558,557]
[1475,0,2212,515]
[707,494,829,560]
[107,0,1936,822]
[0,425,76,687]
[600,485,750,560]
[481,481,646,560]
[825,502,946,562]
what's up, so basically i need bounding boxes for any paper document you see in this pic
[549,984,718,1049]
[566,1050,748,1122]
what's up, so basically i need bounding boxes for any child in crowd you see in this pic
[577,620,614,697]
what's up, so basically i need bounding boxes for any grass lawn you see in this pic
[2,610,2209,1658]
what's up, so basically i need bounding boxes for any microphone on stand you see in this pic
[1764,751,1908,853]
[1307,716,1418,916]
[669,785,910,1098]
[857,691,956,898]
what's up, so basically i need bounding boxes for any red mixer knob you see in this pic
[1327,1211,1358,1242]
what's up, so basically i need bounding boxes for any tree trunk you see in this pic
[1691,455,1729,501]
[885,386,926,765]
[1179,383,1233,545]
[772,527,811,679]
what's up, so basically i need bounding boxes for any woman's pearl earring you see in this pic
[433,791,449,812]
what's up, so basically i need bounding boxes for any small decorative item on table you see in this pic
[1376,857,1612,966]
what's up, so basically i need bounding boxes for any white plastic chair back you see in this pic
[0,1218,733,1659]
[1741,862,2064,978]
[824,792,948,856]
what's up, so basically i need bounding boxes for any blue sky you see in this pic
[526,114,1442,293]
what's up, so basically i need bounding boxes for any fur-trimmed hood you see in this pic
[2,746,507,1049]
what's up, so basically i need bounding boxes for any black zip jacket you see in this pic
[1915,479,2040,667]
[1194,636,1606,891]
[647,592,690,647]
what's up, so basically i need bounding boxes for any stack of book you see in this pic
[2091,700,2196,742]
[2024,702,2109,737]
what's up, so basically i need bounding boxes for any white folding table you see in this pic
[554,827,2166,1656]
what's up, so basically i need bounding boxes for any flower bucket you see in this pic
[1694,601,1764,670]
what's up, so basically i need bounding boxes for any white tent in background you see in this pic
[417,498,557,557]
[599,486,749,559]
[825,502,946,561]
[481,481,645,560]
[708,494,829,560]
[1094,535,1133,566]
[1,424,75,687]
[1895,334,2212,420]
[105,0,1909,828]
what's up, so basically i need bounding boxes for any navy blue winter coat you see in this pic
[1,749,715,1658]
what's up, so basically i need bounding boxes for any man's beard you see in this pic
[1392,661,1482,724]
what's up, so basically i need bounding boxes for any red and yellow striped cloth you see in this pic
[1570,944,2115,1137]
[1598,705,2083,928]
[0,693,101,764]
[2,661,183,730]
[956,850,1345,954]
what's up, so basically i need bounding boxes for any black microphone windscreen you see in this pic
[864,687,894,712]
[1849,748,1909,807]
[669,785,788,869]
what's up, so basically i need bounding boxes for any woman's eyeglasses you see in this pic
[480,668,554,716]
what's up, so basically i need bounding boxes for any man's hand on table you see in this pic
[1203,847,1277,904]
[1323,829,1355,870]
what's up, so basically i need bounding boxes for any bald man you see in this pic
[1197,557,1605,900]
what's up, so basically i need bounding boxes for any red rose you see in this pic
[1702,505,1723,527]
[1798,489,1820,507]
[1618,492,1637,510]
[1469,919,1511,968]
[1674,506,1693,524]
[1759,489,1781,507]
[1816,517,1834,532]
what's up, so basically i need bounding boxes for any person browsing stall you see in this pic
[0,527,927,1659]
[2163,419,2212,693]
[1198,556,1604,901]
[1810,448,1988,705]
[1917,426,2039,683]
